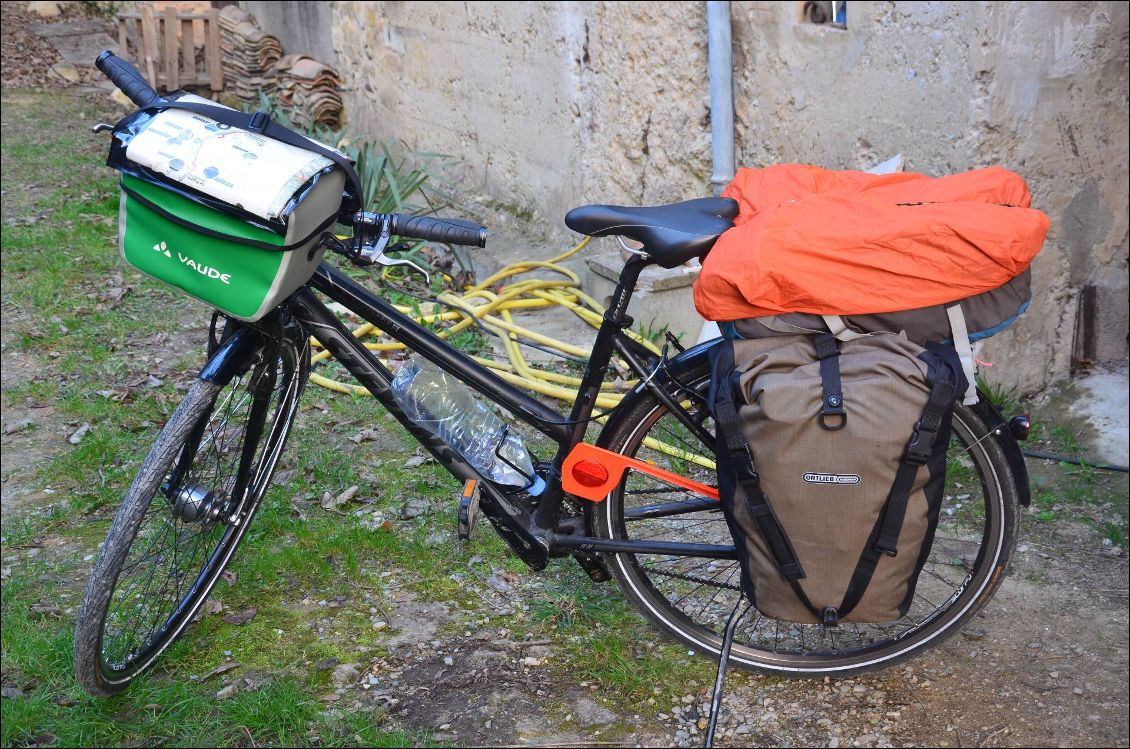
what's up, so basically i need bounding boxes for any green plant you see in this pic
[250,92,476,282]
[635,318,671,347]
[1104,522,1126,548]
[975,374,1020,415]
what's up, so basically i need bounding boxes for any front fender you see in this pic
[199,326,266,385]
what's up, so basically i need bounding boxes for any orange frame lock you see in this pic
[560,442,720,503]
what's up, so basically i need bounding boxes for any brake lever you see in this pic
[375,253,431,286]
[91,123,114,134]
[348,213,431,284]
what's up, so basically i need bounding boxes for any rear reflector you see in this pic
[571,459,610,488]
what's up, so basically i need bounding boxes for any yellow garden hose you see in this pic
[307,236,654,400]
[308,237,716,469]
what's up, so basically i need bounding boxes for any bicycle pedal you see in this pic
[572,552,611,583]
[457,479,481,540]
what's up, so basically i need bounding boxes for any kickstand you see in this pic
[704,597,752,749]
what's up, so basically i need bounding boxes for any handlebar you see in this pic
[390,214,488,248]
[94,51,489,250]
[95,50,161,108]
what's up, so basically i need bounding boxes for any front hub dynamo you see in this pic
[171,482,225,524]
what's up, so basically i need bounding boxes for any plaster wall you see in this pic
[245,1,337,66]
[274,1,1128,392]
[330,1,712,241]
[730,1,1129,392]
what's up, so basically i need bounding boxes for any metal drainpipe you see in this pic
[707,1,735,197]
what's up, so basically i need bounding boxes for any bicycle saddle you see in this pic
[564,197,739,268]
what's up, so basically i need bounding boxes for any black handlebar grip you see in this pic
[95,50,162,109]
[391,215,488,248]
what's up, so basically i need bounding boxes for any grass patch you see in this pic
[525,565,715,707]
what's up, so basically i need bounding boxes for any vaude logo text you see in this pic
[803,472,861,485]
[153,241,231,285]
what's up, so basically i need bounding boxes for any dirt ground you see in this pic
[3,332,1128,748]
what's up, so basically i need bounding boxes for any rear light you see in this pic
[571,459,610,488]
[1008,414,1031,440]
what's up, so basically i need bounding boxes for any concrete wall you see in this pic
[256,1,1129,393]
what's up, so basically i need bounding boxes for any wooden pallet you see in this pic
[117,5,223,94]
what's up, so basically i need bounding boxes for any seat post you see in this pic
[605,254,649,325]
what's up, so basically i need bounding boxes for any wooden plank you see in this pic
[1071,284,1099,374]
[117,17,128,60]
[195,18,209,85]
[206,8,222,93]
[139,5,158,87]
[181,17,195,82]
[119,11,211,20]
[128,17,142,62]
[164,7,179,90]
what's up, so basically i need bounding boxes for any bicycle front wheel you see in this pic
[73,324,307,696]
[594,352,1020,677]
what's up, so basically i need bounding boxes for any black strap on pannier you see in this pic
[711,341,827,621]
[834,372,956,620]
[711,337,958,625]
[814,334,847,431]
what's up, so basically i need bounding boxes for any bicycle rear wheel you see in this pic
[594,352,1020,677]
[73,323,307,695]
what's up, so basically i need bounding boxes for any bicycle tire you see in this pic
[594,352,1020,677]
[73,324,307,696]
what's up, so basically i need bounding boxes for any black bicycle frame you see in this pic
[278,258,735,570]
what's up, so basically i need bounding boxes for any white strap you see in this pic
[821,315,871,342]
[946,304,979,405]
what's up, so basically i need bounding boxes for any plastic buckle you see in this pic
[822,607,839,627]
[247,110,270,133]
[730,444,759,478]
[904,421,936,465]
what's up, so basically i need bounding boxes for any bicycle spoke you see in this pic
[98,348,295,676]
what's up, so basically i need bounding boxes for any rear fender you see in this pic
[971,393,1032,507]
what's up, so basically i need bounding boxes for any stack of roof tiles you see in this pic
[217,5,281,103]
[274,54,344,130]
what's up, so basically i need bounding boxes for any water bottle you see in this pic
[391,358,541,489]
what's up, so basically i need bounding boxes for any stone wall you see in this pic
[256,1,1129,393]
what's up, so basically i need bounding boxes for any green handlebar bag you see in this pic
[108,95,355,321]
[118,170,344,321]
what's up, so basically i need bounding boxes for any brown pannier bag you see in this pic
[708,332,965,624]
